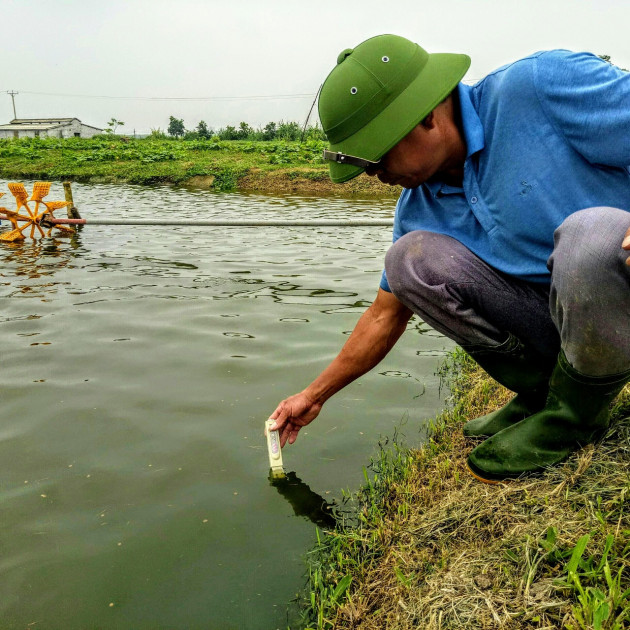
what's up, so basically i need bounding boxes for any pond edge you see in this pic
[296,348,630,629]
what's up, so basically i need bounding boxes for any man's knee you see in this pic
[550,207,630,284]
[549,207,630,375]
[384,231,464,296]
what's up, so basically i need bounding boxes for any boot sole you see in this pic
[467,456,532,484]
[466,462,503,485]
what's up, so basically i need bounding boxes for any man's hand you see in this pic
[267,289,413,448]
[269,391,323,447]
[623,226,630,265]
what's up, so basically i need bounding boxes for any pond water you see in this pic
[0,181,453,629]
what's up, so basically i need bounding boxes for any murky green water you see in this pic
[0,181,453,629]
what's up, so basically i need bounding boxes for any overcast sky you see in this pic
[2,0,629,135]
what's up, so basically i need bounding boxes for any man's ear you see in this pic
[420,110,435,129]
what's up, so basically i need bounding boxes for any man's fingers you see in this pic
[269,404,290,432]
[278,419,304,447]
[279,422,296,447]
[622,227,630,250]
[288,428,300,445]
[269,393,317,445]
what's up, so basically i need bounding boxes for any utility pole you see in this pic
[7,91,18,120]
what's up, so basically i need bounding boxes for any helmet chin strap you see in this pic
[322,149,382,170]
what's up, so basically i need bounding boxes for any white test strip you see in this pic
[265,418,285,477]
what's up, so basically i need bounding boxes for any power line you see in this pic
[17,90,317,102]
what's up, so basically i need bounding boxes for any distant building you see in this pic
[0,118,103,139]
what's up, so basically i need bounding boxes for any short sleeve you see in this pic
[379,193,408,292]
[379,269,391,292]
[534,50,630,167]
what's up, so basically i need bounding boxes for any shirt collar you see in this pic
[424,179,463,197]
[457,82,485,158]
[423,83,484,198]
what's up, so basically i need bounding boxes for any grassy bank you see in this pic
[300,350,630,629]
[0,136,398,197]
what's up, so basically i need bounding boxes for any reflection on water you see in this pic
[1,239,77,286]
[0,181,453,630]
[270,471,336,530]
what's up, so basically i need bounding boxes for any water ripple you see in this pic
[0,180,451,630]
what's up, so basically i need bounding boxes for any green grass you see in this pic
[296,349,630,629]
[0,136,328,190]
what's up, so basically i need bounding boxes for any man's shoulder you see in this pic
[470,52,544,109]
[476,50,572,87]
[470,50,590,110]
[477,50,608,90]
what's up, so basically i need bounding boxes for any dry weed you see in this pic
[306,353,630,630]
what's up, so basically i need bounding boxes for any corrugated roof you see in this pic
[11,118,77,124]
[0,122,71,131]
[75,123,104,131]
[0,118,104,132]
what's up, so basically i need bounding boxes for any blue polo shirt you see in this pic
[380,50,630,291]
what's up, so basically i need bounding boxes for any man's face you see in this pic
[364,104,464,189]
[365,122,445,189]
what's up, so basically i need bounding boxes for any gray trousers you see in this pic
[384,207,630,376]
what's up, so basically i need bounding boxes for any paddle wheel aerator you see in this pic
[0,182,75,242]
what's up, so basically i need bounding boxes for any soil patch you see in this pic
[185,175,216,189]
[237,168,401,197]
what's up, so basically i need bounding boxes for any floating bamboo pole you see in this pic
[40,217,394,227]
[0,215,393,227]
[0,181,393,231]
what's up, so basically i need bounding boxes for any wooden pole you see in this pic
[63,181,82,219]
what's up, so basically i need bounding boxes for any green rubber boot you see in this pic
[463,334,554,438]
[467,350,630,482]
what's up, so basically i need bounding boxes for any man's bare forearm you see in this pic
[303,289,413,404]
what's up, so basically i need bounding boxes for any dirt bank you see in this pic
[212,168,400,197]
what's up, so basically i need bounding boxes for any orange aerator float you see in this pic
[0,182,75,242]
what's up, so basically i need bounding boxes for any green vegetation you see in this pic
[158,117,323,142]
[0,133,397,196]
[104,117,125,134]
[598,54,629,72]
[195,120,212,139]
[298,349,630,629]
[0,134,330,191]
[167,115,185,138]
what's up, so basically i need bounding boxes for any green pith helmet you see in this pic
[318,34,470,183]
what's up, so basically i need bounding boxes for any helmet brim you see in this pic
[326,52,471,184]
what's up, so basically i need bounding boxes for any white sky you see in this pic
[2,0,629,135]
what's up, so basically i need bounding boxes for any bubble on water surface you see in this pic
[378,370,413,378]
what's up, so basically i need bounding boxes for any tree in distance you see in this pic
[196,120,213,139]
[168,116,185,138]
[105,118,125,134]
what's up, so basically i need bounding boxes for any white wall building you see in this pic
[0,118,103,139]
